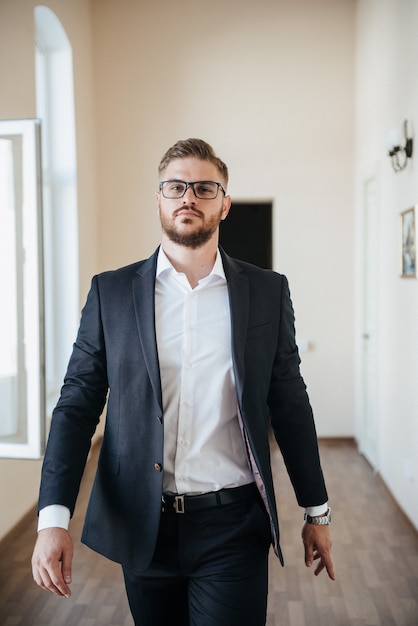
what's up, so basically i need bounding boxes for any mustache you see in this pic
[174,206,204,218]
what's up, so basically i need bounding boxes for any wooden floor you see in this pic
[0,439,417,625]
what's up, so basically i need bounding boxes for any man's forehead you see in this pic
[161,157,221,179]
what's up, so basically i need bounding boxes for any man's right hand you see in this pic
[31,528,74,598]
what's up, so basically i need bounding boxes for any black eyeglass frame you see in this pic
[159,179,226,199]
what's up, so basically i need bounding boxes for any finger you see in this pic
[304,543,314,568]
[61,551,73,586]
[34,565,67,597]
[315,555,336,580]
[324,558,336,581]
[48,565,72,597]
[32,557,71,597]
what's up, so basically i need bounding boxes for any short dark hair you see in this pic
[158,138,229,186]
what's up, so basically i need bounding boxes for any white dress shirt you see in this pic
[155,247,253,494]
[38,248,327,530]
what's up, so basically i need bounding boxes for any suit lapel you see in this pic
[131,248,162,409]
[221,249,249,407]
[131,247,249,412]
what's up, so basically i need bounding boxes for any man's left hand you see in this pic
[302,522,336,580]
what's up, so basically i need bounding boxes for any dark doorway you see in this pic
[220,201,272,269]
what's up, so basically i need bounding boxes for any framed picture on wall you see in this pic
[400,206,416,278]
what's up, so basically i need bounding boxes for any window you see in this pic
[0,8,79,459]
[0,119,45,458]
[35,6,79,420]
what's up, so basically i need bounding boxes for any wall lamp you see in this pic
[387,120,413,172]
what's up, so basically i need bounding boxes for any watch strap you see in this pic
[304,507,331,525]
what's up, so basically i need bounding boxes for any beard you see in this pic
[159,206,224,249]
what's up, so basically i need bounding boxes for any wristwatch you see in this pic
[304,507,332,525]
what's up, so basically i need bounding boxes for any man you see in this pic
[32,138,335,625]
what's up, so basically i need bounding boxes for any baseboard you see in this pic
[317,436,356,446]
[0,504,37,556]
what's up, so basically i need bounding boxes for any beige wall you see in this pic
[0,0,98,539]
[0,0,356,539]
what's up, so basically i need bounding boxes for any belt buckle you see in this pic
[173,495,185,514]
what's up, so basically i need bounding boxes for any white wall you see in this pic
[355,0,418,529]
[91,0,356,439]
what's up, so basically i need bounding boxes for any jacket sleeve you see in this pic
[268,275,328,508]
[38,275,108,516]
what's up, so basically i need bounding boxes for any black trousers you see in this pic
[122,491,272,626]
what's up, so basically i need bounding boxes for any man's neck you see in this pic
[161,236,218,289]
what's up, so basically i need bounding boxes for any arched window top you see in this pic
[34,6,70,51]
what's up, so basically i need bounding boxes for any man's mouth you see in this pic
[175,207,203,219]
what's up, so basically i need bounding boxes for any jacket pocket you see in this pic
[99,450,120,476]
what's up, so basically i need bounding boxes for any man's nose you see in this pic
[182,185,196,201]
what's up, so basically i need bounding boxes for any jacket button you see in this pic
[154,463,162,472]
[156,415,163,424]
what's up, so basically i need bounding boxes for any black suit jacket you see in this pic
[38,247,327,571]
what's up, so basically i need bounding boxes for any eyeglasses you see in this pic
[159,180,226,200]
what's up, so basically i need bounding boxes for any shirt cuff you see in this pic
[38,504,71,531]
[305,502,328,517]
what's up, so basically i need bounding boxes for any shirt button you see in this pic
[154,463,162,472]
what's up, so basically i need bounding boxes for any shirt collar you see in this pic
[156,246,226,282]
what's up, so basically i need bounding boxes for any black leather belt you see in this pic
[162,483,256,514]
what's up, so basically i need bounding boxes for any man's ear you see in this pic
[221,195,232,221]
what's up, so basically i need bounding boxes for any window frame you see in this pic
[0,118,45,458]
